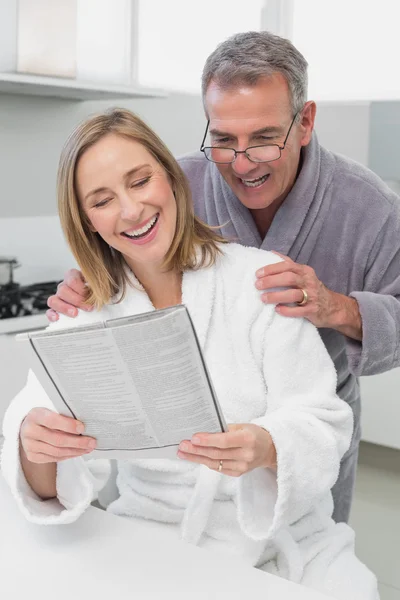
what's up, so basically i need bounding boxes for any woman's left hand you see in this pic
[177,424,277,477]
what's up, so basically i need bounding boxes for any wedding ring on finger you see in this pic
[218,460,223,472]
[297,288,309,306]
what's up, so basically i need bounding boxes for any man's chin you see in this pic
[236,190,276,211]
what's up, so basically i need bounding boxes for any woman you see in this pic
[1,109,378,599]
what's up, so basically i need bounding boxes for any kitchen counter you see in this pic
[0,474,332,600]
[0,313,47,334]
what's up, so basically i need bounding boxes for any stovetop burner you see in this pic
[0,281,59,319]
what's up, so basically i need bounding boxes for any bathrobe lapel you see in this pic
[120,260,216,352]
[181,261,216,350]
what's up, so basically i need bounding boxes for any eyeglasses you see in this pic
[200,112,298,164]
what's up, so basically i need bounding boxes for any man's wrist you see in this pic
[329,292,363,341]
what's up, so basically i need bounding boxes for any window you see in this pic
[137,0,265,94]
[291,0,400,101]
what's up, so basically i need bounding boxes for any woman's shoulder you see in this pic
[219,243,283,274]
[214,243,283,316]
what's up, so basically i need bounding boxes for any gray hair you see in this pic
[201,31,308,116]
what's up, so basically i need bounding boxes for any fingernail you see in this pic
[49,314,58,322]
[179,442,189,452]
[256,268,264,277]
[255,280,264,289]
[76,423,85,434]
[261,293,269,303]
[191,436,201,445]
[68,308,77,317]
[88,439,96,449]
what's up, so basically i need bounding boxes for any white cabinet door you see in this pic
[360,368,400,450]
[0,333,30,430]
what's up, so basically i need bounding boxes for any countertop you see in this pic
[0,313,47,335]
[0,475,332,600]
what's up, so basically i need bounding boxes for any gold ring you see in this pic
[218,460,223,472]
[297,288,309,306]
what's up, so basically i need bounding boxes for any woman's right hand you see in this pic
[46,268,91,322]
[20,407,97,464]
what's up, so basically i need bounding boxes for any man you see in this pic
[47,31,400,524]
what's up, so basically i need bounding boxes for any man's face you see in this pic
[204,74,315,212]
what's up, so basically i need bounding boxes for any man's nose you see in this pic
[231,152,258,176]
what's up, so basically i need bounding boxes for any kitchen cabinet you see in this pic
[0,72,167,101]
[0,0,167,102]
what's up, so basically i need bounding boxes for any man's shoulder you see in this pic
[325,146,399,211]
[177,151,209,179]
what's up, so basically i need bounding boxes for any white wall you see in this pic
[0,91,205,219]
[314,101,371,166]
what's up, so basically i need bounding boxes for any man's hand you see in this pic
[177,424,276,477]
[46,269,92,322]
[255,251,362,340]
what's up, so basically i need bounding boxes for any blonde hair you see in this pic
[57,108,227,308]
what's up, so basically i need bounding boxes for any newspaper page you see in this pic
[17,305,226,459]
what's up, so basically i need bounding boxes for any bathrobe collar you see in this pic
[123,254,216,349]
[208,132,334,259]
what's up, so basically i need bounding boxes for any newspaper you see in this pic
[16,305,226,459]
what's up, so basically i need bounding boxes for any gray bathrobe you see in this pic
[178,133,400,523]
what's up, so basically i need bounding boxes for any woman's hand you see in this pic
[177,423,276,477]
[46,269,92,322]
[20,407,97,464]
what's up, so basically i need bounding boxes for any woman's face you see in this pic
[76,133,177,275]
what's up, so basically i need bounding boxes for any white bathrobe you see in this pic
[1,244,378,599]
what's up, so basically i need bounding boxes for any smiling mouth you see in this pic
[240,174,270,188]
[122,214,159,239]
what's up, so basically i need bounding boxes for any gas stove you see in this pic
[0,281,59,319]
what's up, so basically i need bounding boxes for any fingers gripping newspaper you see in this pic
[17,305,226,459]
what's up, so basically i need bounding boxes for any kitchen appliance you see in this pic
[0,279,59,320]
[0,257,20,286]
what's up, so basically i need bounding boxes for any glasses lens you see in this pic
[246,145,281,163]
[204,147,235,163]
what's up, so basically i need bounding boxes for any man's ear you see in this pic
[299,100,316,147]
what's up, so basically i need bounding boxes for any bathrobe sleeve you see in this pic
[1,369,111,524]
[237,310,353,541]
[1,312,112,525]
[346,203,400,376]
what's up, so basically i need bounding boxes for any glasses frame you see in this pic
[200,112,299,164]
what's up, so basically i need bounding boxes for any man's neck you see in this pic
[250,196,285,239]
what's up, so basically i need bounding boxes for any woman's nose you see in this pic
[119,193,143,221]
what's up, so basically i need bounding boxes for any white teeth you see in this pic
[124,215,158,238]
[241,174,269,188]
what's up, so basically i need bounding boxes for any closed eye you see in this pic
[130,176,150,188]
[212,137,233,145]
[94,198,112,208]
[256,135,276,142]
